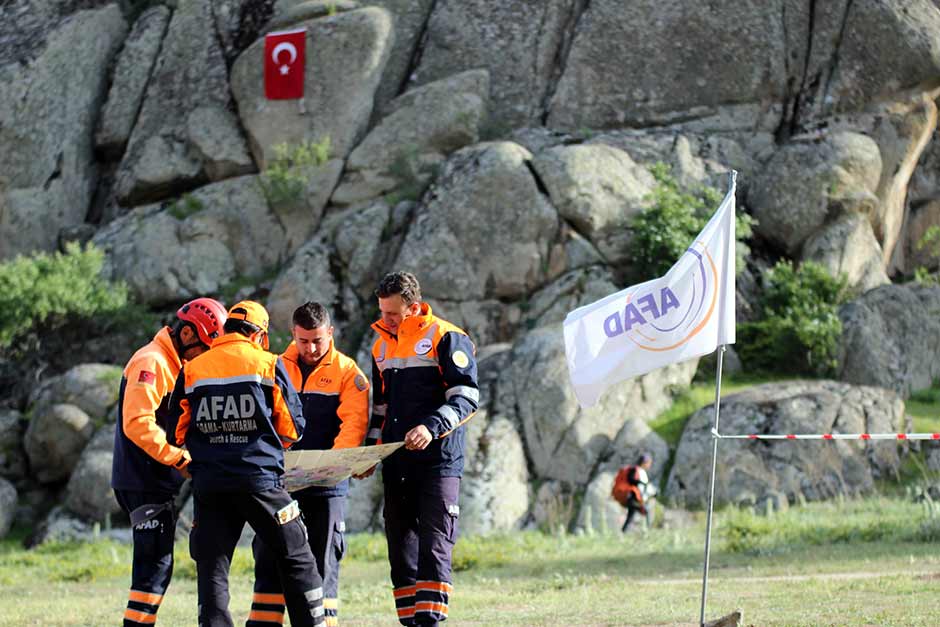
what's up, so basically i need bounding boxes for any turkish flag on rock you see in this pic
[264,28,306,100]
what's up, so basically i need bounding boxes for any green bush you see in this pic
[913,224,940,285]
[0,243,131,351]
[738,260,848,376]
[260,137,332,207]
[630,163,753,281]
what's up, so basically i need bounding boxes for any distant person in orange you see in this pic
[111,297,227,626]
[612,453,657,532]
[173,300,325,627]
[247,301,369,627]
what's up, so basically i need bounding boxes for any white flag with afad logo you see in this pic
[563,173,737,408]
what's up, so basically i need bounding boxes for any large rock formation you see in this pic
[395,142,559,301]
[0,478,16,539]
[749,132,883,257]
[667,381,909,508]
[64,425,121,520]
[818,90,940,275]
[332,69,489,205]
[414,0,581,127]
[369,0,435,114]
[801,212,890,293]
[24,404,95,485]
[0,410,28,482]
[499,325,695,486]
[5,0,940,539]
[459,412,530,535]
[94,176,286,305]
[95,6,171,158]
[267,233,340,333]
[532,144,656,265]
[548,0,940,130]
[23,363,121,484]
[115,0,253,205]
[0,4,126,259]
[838,284,940,396]
[28,363,122,424]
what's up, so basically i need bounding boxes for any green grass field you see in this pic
[3,497,940,626]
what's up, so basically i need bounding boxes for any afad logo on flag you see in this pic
[264,28,306,100]
[563,172,738,408]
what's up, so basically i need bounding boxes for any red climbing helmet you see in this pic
[176,297,227,347]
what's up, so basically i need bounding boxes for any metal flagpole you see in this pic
[699,344,726,627]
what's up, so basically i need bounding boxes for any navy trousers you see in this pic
[190,487,325,627]
[115,489,178,626]
[383,475,460,626]
[248,494,346,626]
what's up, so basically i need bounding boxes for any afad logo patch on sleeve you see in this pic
[451,350,469,369]
[137,370,156,385]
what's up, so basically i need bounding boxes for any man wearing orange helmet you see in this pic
[111,297,227,626]
[174,300,324,627]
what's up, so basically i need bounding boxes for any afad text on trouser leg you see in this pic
[394,581,452,626]
[124,500,175,626]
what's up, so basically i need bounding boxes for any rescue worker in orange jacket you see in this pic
[364,272,479,627]
[111,297,227,626]
[614,453,657,532]
[172,300,325,627]
[247,302,369,627]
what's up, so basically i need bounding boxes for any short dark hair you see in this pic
[223,318,260,338]
[376,271,421,305]
[293,302,331,330]
[637,453,653,466]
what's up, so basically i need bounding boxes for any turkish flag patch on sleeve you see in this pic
[137,370,156,385]
[264,28,306,100]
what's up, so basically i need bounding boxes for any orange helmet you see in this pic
[177,298,227,347]
[227,300,270,349]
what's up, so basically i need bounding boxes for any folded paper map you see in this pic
[283,442,404,491]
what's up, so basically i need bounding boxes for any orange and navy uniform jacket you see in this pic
[366,303,479,478]
[171,333,305,494]
[612,466,646,513]
[280,340,370,498]
[111,327,190,494]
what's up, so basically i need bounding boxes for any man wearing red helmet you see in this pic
[111,297,227,626]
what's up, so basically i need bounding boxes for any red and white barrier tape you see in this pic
[712,429,940,441]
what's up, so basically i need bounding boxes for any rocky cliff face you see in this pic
[2,0,940,538]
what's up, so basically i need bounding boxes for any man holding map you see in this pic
[247,302,370,627]
[366,272,480,627]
